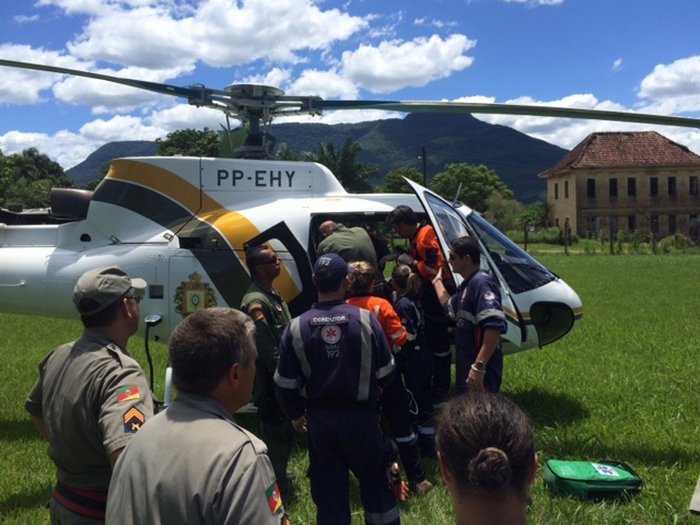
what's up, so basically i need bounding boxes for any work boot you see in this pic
[412,479,434,496]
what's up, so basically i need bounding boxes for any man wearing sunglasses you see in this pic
[433,236,507,394]
[25,266,153,524]
[241,245,294,500]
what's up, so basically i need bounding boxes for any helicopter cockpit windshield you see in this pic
[467,212,556,294]
[420,191,555,294]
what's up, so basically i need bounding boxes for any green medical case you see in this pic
[543,460,643,499]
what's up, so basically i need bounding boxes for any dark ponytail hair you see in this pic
[437,393,534,496]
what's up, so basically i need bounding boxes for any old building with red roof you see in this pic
[539,131,700,241]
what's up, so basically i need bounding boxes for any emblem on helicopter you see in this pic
[174,272,217,317]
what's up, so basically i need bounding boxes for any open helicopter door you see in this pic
[242,221,316,317]
[404,179,526,350]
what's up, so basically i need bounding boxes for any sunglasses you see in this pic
[124,294,142,304]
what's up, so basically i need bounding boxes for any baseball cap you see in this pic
[313,253,354,281]
[73,266,147,316]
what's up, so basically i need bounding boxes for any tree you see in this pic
[0,148,73,209]
[303,138,376,193]
[156,128,221,157]
[83,162,111,191]
[380,166,423,193]
[483,191,525,231]
[518,201,548,228]
[429,163,513,212]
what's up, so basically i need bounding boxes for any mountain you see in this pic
[67,141,158,187]
[67,115,568,202]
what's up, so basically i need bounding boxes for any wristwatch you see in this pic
[473,360,486,372]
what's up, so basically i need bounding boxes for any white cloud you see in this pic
[54,0,368,69]
[13,14,40,24]
[466,92,700,154]
[342,34,476,93]
[612,58,624,72]
[638,55,700,114]
[287,69,359,99]
[0,44,94,104]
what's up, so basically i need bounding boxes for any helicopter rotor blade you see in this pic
[0,58,214,103]
[316,100,700,129]
[3,58,700,130]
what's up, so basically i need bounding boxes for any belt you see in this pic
[52,482,107,521]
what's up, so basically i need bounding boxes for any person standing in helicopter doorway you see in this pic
[386,205,452,406]
[241,244,295,500]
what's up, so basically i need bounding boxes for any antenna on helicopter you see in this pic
[452,182,463,207]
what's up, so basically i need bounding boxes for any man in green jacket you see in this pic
[241,244,294,499]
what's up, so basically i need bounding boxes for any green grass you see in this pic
[2,254,700,524]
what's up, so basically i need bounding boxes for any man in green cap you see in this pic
[26,266,154,524]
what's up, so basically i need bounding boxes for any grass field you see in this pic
[1,254,699,524]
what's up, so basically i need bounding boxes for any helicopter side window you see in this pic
[467,213,555,294]
[424,193,471,246]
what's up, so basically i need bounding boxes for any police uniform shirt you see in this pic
[241,280,291,411]
[274,300,395,419]
[25,329,153,491]
[447,270,508,356]
[105,392,286,525]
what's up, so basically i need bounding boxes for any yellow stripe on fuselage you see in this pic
[108,159,300,299]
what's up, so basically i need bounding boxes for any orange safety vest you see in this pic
[346,295,408,351]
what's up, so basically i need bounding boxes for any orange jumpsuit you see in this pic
[411,224,443,279]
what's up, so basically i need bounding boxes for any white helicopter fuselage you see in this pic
[0,156,582,352]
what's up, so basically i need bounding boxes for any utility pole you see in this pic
[420,146,427,186]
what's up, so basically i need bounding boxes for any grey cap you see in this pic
[73,266,147,316]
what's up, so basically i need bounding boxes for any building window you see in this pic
[690,176,698,196]
[554,183,559,199]
[587,178,596,198]
[651,215,659,235]
[628,177,636,197]
[668,177,677,198]
[690,214,699,243]
[609,178,618,198]
[586,216,596,234]
[650,177,659,197]
[564,180,569,198]
[628,215,637,231]
[669,215,677,235]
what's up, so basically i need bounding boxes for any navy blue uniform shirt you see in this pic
[274,300,395,419]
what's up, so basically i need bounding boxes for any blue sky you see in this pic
[1,0,699,169]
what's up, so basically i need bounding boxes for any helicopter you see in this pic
[1,59,699,361]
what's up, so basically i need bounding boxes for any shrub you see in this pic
[658,233,695,253]
[506,227,578,245]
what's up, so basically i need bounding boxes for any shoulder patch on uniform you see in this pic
[123,407,145,434]
[265,481,283,514]
[116,385,141,403]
